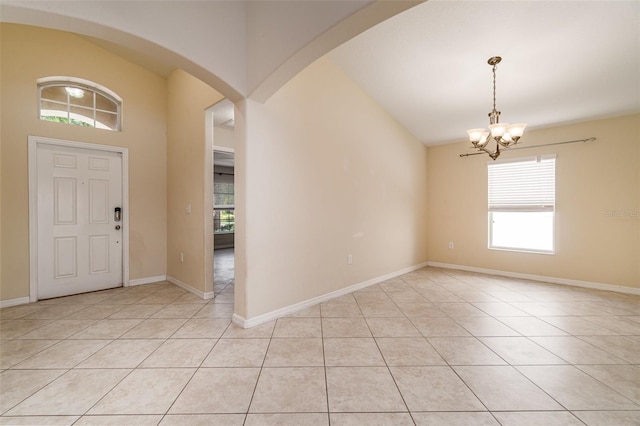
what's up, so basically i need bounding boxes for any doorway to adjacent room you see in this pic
[213,149,235,297]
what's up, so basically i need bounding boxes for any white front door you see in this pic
[36,143,123,299]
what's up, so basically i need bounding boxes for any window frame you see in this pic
[487,154,556,254]
[213,178,235,235]
[213,208,235,235]
[37,77,122,131]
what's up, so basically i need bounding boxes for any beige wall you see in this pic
[0,24,168,301]
[166,69,224,294]
[236,57,429,319]
[427,114,640,289]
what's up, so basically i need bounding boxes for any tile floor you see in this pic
[1,253,639,425]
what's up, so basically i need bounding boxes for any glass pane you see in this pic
[40,100,67,114]
[68,87,94,108]
[96,110,118,130]
[214,209,235,234]
[96,93,118,113]
[40,86,67,102]
[40,100,68,123]
[490,211,554,252]
[69,106,95,127]
[214,182,235,206]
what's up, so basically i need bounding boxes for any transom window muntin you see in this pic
[38,78,121,131]
[488,155,556,254]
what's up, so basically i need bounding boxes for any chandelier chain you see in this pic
[492,63,497,113]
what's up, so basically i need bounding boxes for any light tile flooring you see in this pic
[1,259,639,425]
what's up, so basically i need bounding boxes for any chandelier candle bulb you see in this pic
[489,123,507,139]
[467,128,485,145]
[509,123,527,142]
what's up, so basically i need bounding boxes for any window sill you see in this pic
[489,247,555,255]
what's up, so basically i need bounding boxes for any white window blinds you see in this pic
[488,155,556,211]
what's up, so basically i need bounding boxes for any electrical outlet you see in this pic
[448,242,454,249]
[348,254,353,265]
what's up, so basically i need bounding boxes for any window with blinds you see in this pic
[214,180,235,234]
[488,155,556,253]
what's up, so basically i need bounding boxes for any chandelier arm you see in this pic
[492,143,501,160]
[459,137,596,158]
[478,146,498,159]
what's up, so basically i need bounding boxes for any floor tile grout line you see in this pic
[567,364,640,408]
[0,368,71,416]
[508,364,576,413]
[353,294,415,423]
[242,316,277,423]
[319,307,332,425]
[68,364,137,420]
[573,334,635,363]
[1,339,65,370]
[160,364,200,421]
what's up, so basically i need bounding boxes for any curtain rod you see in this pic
[459,137,596,158]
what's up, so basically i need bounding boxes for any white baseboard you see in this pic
[128,275,167,287]
[427,262,640,296]
[233,261,429,329]
[0,297,30,309]
[166,276,215,300]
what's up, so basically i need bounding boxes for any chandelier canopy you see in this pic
[466,56,526,160]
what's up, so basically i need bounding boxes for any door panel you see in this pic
[89,180,109,223]
[54,237,77,279]
[37,144,123,299]
[89,234,110,274]
[53,153,77,168]
[88,156,110,171]
[54,177,77,225]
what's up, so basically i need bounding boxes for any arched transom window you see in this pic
[38,77,122,131]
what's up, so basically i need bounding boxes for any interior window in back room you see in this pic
[214,180,234,234]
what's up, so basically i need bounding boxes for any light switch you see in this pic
[186,203,191,214]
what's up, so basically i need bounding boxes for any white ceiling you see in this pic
[210,99,235,128]
[83,35,176,78]
[329,0,640,146]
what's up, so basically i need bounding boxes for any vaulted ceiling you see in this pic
[329,1,640,145]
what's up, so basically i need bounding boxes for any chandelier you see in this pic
[466,56,526,160]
